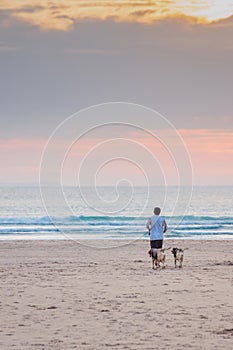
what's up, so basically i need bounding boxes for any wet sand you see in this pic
[0,239,232,349]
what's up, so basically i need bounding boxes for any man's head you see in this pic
[154,207,161,215]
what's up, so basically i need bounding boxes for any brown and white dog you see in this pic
[148,247,171,269]
[171,247,188,268]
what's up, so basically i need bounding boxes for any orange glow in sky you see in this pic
[1,130,233,185]
[0,1,232,30]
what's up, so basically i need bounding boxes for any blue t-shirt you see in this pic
[149,215,165,240]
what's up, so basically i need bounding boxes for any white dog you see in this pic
[148,247,171,269]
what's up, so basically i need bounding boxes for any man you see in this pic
[146,207,167,249]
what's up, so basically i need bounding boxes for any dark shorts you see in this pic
[150,239,163,249]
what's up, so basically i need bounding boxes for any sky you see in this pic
[0,1,233,186]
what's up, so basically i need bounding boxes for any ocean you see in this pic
[0,186,233,241]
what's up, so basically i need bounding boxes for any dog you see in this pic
[171,247,188,268]
[148,247,171,269]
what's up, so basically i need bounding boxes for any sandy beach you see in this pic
[0,239,232,350]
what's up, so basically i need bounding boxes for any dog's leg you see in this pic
[152,258,160,270]
[162,257,166,269]
[179,256,183,268]
[151,249,158,269]
[151,258,154,269]
[174,259,177,268]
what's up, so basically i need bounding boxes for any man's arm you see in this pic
[146,218,151,230]
[163,220,167,233]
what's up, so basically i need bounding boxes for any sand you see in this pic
[0,239,232,350]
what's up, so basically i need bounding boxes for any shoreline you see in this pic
[0,236,233,242]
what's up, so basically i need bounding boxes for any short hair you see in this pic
[154,207,161,215]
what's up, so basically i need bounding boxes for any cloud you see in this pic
[0,1,232,31]
[0,42,19,52]
[65,48,120,55]
[179,129,233,154]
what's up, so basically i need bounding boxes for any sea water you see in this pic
[0,186,233,240]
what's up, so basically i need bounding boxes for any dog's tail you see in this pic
[163,246,171,251]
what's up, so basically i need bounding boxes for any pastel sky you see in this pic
[0,1,233,185]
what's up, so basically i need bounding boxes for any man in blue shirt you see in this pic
[146,207,167,249]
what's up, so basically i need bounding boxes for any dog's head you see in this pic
[148,249,152,257]
[171,247,179,257]
[171,247,188,257]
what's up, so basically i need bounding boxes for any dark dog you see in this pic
[171,247,188,268]
[148,247,170,269]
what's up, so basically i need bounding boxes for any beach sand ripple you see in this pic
[0,239,232,349]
